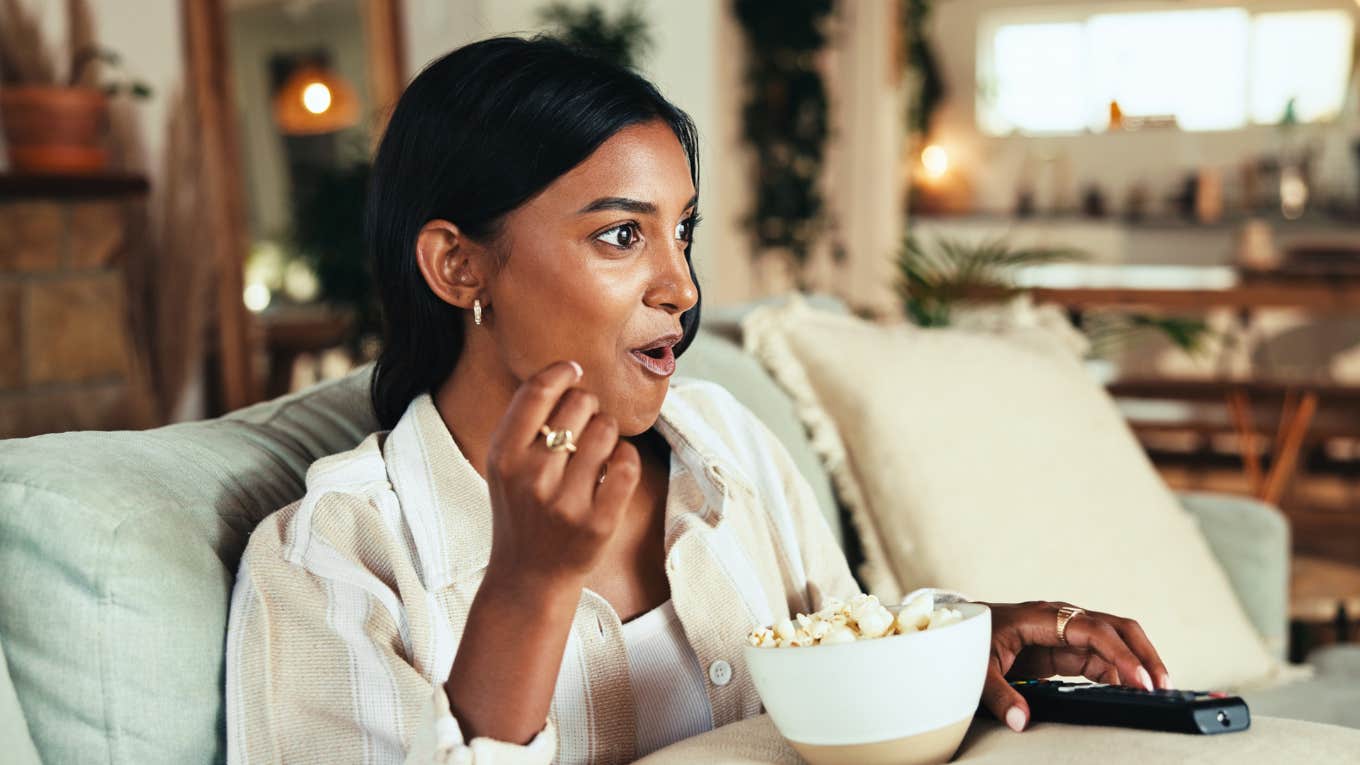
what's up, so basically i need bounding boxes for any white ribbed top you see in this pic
[620,599,715,757]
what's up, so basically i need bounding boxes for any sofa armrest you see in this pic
[1177,491,1290,661]
[0,635,41,765]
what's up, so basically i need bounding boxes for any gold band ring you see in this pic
[539,424,577,454]
[1056,605,1085,646]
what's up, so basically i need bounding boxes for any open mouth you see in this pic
[629,335,679,377]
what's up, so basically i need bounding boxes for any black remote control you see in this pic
[1004,679,1251,734]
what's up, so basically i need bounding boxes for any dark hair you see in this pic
[367,36,703,429]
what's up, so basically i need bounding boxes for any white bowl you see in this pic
[743,602,990,765]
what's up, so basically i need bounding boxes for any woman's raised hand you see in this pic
[448,361,643,743]
[482,360,642,593]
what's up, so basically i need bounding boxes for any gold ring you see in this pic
[1056,605,1085,646]
[539,424,577,453]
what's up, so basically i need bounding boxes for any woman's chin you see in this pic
[609,390,668,437]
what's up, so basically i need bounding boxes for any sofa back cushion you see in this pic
[0,370,377,763]
[742,296,1284,692]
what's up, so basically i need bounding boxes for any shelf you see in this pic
[0,172,150,200]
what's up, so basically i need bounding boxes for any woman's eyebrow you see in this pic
[577,193,699,216]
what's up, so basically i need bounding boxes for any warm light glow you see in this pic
[275,67,358,135]
[1280,167,1308,220]
[921,145,949,180]
[244,283,272,313]
[301,82,332,115]
[283,260,321,302]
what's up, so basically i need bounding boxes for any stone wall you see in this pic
[0,198,152,438]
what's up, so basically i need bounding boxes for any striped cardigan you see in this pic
[226,377,862,764]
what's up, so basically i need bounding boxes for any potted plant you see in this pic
[895,234,1212,359]
[0,0,150,173]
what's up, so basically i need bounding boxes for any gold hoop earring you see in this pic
[473,298,483,326]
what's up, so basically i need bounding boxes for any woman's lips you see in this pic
[629,344,676,377]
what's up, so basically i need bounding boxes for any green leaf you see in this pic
[895,234,1085,327]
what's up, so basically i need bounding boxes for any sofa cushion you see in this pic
[0,634,41,765]
[742,296,1283,692]
[635,711,1360,764]
[1176,493,1290,661]
[676,330,842,545]
[1242,672,1360,730]
[0,369,377,764]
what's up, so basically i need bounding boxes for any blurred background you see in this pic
[2,0,1359,647]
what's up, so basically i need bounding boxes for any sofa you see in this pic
[2,298,1359,764]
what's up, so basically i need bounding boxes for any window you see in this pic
[978,6,1354,135]
[986,23,1087,135]
[1250,11,1353,124]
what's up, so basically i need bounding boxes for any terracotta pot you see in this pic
[0,86,109,173]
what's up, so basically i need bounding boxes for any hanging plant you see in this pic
[901,0,944,138]
[537,1,652,70]
[734,0,833,267]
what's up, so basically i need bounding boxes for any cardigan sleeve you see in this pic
[225,498,556,765]
[404,685,556,765]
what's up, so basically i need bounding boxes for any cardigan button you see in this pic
[708,659,732,686]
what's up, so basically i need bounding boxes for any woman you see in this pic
[226,37,1171,764]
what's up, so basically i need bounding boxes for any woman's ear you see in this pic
[415,219,490,310]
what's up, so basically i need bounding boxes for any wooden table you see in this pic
[258,304,355,399]
[1108,378,1360,504]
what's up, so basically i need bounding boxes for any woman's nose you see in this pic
[646,243,699,315]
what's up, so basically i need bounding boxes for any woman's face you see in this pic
[483,120,700,435]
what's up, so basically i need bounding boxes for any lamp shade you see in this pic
[273,65,360,135]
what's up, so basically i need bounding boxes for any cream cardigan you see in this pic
[226,378,866,764]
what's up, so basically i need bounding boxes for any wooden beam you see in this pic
[182,0,255,412]
[365,0,408,142]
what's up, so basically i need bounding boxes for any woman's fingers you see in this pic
[981,656,1031,732]
[491,360,584,454]
[556,412,621,508]
[1063,614,1155,691]
[524,388,600,487]
[1092,612,1173,689]
[591,439,641,530]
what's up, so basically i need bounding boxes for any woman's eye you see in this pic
[596,223,640,249]
[676,214,701,242]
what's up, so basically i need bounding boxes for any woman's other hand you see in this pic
[979,601,1172,733]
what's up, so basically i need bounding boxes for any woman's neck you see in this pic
[433,342,521,480]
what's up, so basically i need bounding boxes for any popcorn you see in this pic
[928,607,964,630]
[820,624,858,645]
[748,591,967,648]
[849,596,895,638]
[896,590,935,633]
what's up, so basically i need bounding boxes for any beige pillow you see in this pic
[742,296,1285,691]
